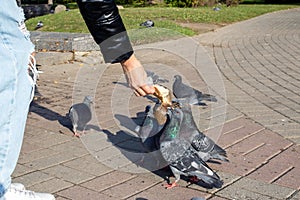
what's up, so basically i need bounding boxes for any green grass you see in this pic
[26,4,298,44]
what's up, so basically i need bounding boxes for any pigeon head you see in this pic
[153,103,167,125]
[83,96,93,105]
[171,107,184,121]
[174,75,182,82]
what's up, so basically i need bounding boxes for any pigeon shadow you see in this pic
[29,100,101,134]
[29,101,72,131]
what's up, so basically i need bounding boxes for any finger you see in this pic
[135,87,147,97]
[141,85,155,95]
[133,90,140,97]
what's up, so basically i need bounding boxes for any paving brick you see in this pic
[12,163,35,178]
[63,155,113,176]
[24,151,76,170]
[101,175,162,199]
[215,177,295,199]
[28,178,73,194]
[12,171,53,187]
[101,154,139,171]
[274,168,300,190]
[216,121,264,148]
[80,131,112,152]
[25,129,72,148]
[42,165,95,184]
[54,196,70,200]
[48,140,89,157]
[18,148,60,164]
[80,170,136,192]
[126,182,210,200]
[210,129,293,176]
[19,140,45,154]
[290,191,300,200]
[57,185,115,200]
[247,145,299,190]
[208,196,228,200]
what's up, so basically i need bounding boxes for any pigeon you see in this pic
[179,103,228,162]
[68,96,93,137]
[135,103,169,168]
[146,70,169,85]
[136,103,166,152]
[35,21,43,30]
[159,107,223,189]
[172,75,217,105]
[140,20,154,28]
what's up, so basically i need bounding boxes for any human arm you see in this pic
[77,0,154,95]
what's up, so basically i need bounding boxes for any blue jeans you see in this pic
[0,1,35,198]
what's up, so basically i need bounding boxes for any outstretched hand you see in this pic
[121,55,155,96]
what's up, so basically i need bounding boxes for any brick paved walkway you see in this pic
[13,8,299,200]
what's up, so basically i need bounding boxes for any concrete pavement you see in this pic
[13,8,299,200]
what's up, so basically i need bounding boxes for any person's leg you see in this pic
[0,2,54,200]
[0,1,34,197]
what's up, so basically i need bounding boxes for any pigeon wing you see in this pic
[69,107,78,130]
[191,134,228,162]
[179,104,228,162]
[70,103,92,130]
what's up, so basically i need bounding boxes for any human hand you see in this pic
[121,55,155,96]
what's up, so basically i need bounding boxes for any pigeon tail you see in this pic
[210,145,229,162]
[198,93,218,102]
[197,173,223,188]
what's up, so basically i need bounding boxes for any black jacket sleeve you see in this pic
[77,0,133,63]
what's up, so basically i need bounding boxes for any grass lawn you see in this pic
[25,4,298,44]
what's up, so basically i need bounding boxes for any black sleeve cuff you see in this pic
[77,0,133,63]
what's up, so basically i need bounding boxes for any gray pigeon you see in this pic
[136,103,166,152]
[159,107,223,189]
[146,70,169,85]
[172,75,217,105]
[140,20,154,28]
[179,103,228,162]
[35,21,43,30]
[68,96,92,137]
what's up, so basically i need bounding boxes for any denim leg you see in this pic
[0,1,35,198]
